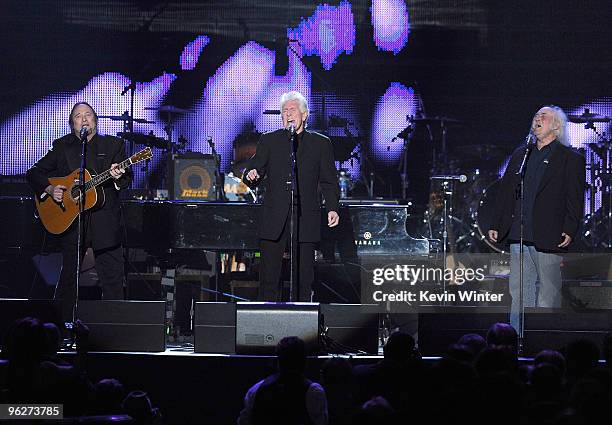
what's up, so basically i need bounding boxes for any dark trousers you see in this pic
[259,212,315,302]
[56,229,125,322]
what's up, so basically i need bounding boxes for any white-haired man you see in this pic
[245,91,340,301]
[488,105,585,331]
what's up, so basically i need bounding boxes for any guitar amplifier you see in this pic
[168,153,218,201]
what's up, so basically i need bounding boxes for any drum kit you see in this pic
[570,109,612,250]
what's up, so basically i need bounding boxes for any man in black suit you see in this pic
[488,105,585,330]
[246,91,340,301]
[27,102,132,322]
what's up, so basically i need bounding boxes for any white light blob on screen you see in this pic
[371,0,410,54]
[0,72,176,177]
[177,42,276,171]
[253,45,311,134]
[370,82,417,164]
[180,35,210,71]
[287,1,356,71]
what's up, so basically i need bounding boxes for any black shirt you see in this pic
[509,140,559,242]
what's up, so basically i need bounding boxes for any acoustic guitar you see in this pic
[34,147,152,234]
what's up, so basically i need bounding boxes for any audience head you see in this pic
[276,336,306,374]
[475,346,516,378]
[43,322,61,358]
[444,343,474,363]
[530,362,563,394]
[486,322,518,355]
[383,331,416,363]
[565,339,600,381]
[7,317,47,365]
[321,356,353,389]
[534,349,566,376]
[92,378,125,415]
[458,333,487,357]
[122,390,157,425]
[353,396,395,425]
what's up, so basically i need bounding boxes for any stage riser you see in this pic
[418,308,612,356]
[418,311,509,356]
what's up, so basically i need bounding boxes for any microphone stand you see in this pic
[73,129,89,331]
[207,137,224,201]
[288,128,298,301]
[514,132,534,354]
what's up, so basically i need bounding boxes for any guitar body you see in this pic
[34,169,104,235]
[33,147,152,235]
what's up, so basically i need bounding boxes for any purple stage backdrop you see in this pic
[0,0,609,212]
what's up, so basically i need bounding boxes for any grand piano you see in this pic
[120,200,431,257]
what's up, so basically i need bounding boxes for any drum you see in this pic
[224,174,256,202]
[474,179,506,253]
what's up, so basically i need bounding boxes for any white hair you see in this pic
[545,105,570,147]
[280,91,309,117]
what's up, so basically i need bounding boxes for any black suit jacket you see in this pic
[26,133,132,249]
[492,141,585,252]
[248,129,340,242]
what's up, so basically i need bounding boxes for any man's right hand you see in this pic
[246,169,260,182]
[488,230,498,243]
[46,184,67,203]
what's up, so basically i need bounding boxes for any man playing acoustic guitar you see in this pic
[27,102,132,323]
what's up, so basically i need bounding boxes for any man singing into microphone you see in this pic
[488,106,585,331]
[26,102,132,323]
[245,91,340,301]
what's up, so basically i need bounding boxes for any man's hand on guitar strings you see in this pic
[110,163,126,180]
[46,184,67,203]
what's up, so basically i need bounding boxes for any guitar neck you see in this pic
[84,157,132,192]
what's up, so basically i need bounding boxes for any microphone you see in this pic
[431,174,468,183]
[288,123,296,135]
[525,129,536,145]
[79,126,89,140]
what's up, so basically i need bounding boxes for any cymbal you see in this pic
[117,132,168,149]
[568,110,611,123]
[144,105,191,114]
[99,112,155,124]
[411,116,462,125]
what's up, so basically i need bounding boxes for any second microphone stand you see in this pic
[515,133,534,354]
[288,128,298,301]
[72,128,89,329]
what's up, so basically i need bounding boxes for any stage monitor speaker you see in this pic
[320,304,379,354]
[78,300,165,352]
[236,302,320,355]
[168,153,217,201]
[524,308,612,357]
[417,307,509,356]
[562,281,612,309]
[194,302,236,354]
[0,299,63,347]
